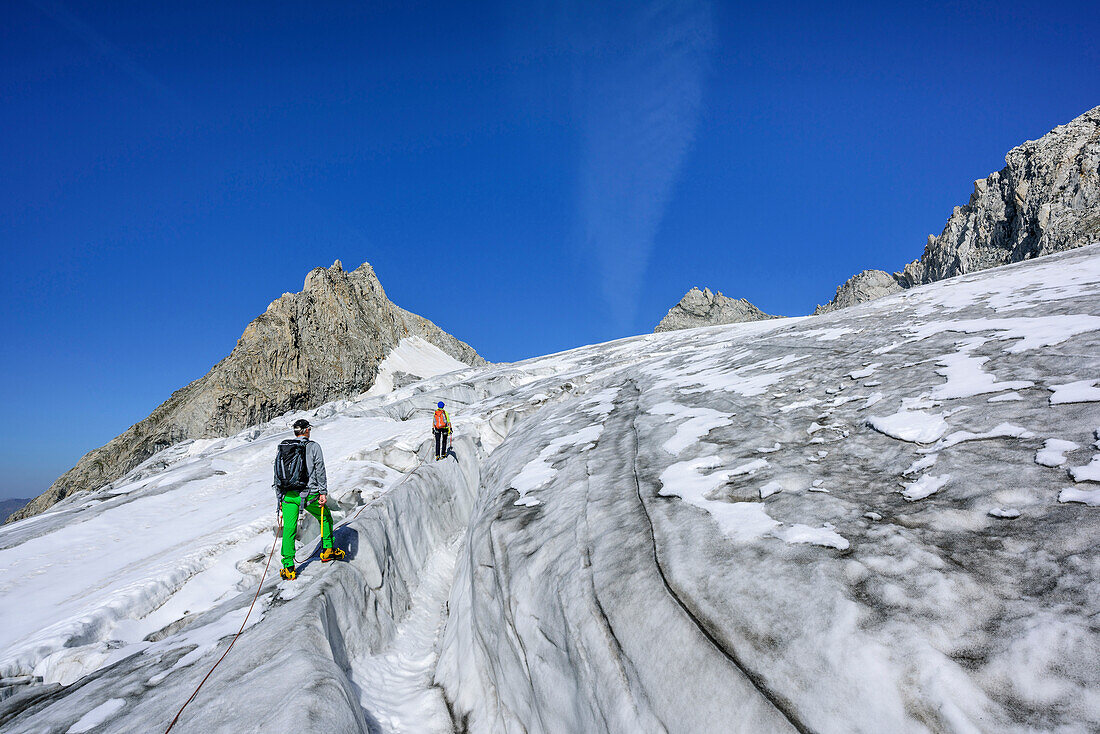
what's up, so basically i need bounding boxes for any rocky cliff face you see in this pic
[814,269,905,315]
[7,261,485,524]
[816,105,1100,313]
[654,287,778,332]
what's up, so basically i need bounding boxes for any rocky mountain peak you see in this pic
[813,269,904,315]
[8,261,485,524]
[817,105,1100,313]
[654,287,779,332]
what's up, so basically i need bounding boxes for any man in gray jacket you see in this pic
[273,418,344,580]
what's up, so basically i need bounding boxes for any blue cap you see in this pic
[437,401,444,408]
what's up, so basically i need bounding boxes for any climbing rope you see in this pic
[164,451,432,730]
[164,538,276,733]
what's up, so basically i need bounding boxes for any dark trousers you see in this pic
[434,429,449,458]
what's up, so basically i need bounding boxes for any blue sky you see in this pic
[2,0,1098,500]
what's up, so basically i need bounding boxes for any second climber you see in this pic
[433,401,452,460]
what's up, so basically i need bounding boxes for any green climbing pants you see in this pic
[280,491,334,568]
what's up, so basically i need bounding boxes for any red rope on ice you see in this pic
[164,538,276,733]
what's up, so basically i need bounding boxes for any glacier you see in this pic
[2,246,1099,733]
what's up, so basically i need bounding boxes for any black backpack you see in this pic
[274,439,310,491]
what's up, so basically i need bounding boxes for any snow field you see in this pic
[4,248,1100,732]
[364,336,472,397]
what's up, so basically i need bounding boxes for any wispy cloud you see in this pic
[27,0,184,109]
[571,1,715,327]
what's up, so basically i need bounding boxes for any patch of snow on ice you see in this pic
[669,353,811,398]
[756,442,781,453]
[1058,487,1100,506]
[759,481,783,499]
[901,474,952,501]
[511,425,603,505]
[931,340,1033,399]
[579,389,619,419]
[936,423,1035,450]
[1034,439,1079,468]
[1048,380,1100,404]
[727,355,813,397]
[67,698,126,733]
[780,399,820,413]
[1068,456,1100,483]
[658,459,846,549]
[902,396,938,410]
[650,402,731,455]
[867,410,949,444]
[863,392,884,409]
[903,455,938,476]
[658,457,779,542]
[906,315,1100,354]
[731,458,768,476]
[848,363,881,379]
[166,596,270,672]
[802,327,857,341]
[988,508,1021,518]
[872,340,909,354]
[775,524,849,550]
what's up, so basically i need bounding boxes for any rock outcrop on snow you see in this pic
[7,261,484,524]
[813,269,905,315]
[816,105,1100,313]
[654,287,778,332]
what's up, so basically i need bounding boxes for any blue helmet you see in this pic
[437,401,445,408]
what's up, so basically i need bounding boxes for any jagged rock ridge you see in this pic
[7,261,484,524]
[814,269,905,315]
[816,104,1100,313]
[654,287,778,332]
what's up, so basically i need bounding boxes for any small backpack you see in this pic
[433,409,448,430]
[274,440,310,491]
